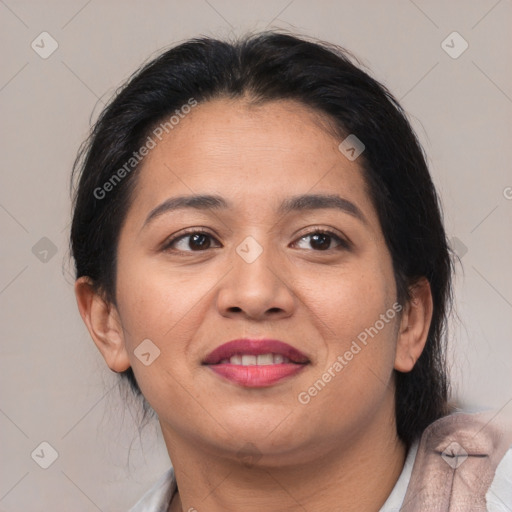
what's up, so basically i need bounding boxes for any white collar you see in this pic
[378,441,419,511]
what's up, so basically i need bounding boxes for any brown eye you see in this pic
[163,231,221,252]
[187,233,212,250]
[293,230,349,251]
[309,233,332,250]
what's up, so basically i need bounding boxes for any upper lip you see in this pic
[202,338,310,365]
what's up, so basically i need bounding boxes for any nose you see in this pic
[216,237,296,321]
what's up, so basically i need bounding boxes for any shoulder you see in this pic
[401,410,512,511]
[128,467,176,512]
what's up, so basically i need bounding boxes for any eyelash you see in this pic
[161,227,351,253]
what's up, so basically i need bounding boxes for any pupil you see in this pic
[191,233,209,250]
[311,233,330,250]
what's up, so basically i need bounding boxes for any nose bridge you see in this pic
[233,234,282,295]
[216,234,295,319]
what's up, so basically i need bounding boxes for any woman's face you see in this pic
[110,98,406,464]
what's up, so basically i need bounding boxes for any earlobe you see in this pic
[74,277,131,373]
[394,277,433,373]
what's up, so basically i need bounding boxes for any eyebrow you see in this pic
[143,193,366,228]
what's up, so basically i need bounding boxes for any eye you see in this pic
[292,229,350,251]
[162,230,222,252]
[162,228,349,253]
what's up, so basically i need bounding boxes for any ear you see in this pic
[74,277,131,373]
[394,277,433,373]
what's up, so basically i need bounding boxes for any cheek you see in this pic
[303,258,396,340]
[296,281,399,439]
[113,276,200,424]
[298,255,399,389]
[114,255,221,399]
[115,255,212,343]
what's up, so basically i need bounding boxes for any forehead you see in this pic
[129,98,376,224]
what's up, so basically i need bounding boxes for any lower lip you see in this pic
[206,363,307,387]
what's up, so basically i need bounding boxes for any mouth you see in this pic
[202,338,310,388]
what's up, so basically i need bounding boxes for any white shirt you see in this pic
[128,444,512,511]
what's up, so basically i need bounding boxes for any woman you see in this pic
[70,32,511,511]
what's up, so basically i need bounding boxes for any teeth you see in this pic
[226,353,290,366]
[273,354,284,364]
[257,354,274,365]
[241,355,257,365]
[230,354,242,365]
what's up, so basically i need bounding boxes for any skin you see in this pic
[75,98,433,512]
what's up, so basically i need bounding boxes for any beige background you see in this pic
[1,0,511,510]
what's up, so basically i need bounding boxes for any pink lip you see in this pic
[203,339,309,364]
[202,338,310,388]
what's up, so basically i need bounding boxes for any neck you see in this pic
[164,401,406,512]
